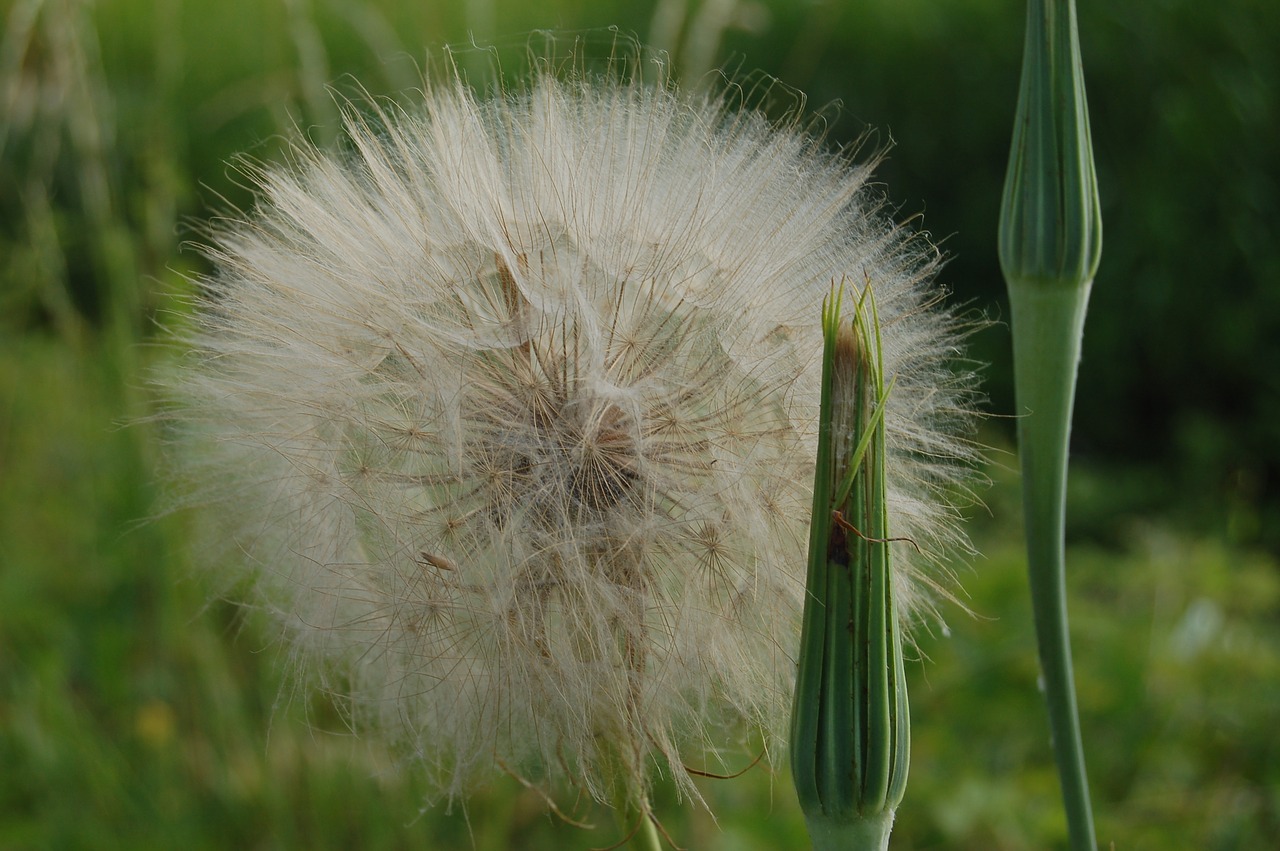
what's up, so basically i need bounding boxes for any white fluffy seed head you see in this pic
[160,58,982,807]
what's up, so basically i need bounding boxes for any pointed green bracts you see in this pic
[999,1,1102,849]
[1000,0,1101,289]
[791,285,908,851]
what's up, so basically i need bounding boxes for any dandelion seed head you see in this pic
[162,55,981,807]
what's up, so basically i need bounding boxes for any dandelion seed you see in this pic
[160,52,981,814]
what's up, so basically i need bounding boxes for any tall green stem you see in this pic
[1008,283,1096,850]
[999,0,1102,848]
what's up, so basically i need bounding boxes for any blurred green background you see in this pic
[2,0,1277,848]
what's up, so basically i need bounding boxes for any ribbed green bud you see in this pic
[790,286,908,851]
[999,0,1102,290]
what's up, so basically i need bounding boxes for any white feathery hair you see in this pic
[162,55,981,807]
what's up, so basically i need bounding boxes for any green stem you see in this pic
[802,810,895,851]
[1000,0,1101,842]
[609,781,662,851]
[1008,280,1097,851]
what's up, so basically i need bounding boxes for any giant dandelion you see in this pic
[160,52,981,834]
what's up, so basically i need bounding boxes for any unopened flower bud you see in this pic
[791,286,909,851]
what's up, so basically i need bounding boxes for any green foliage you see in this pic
[3,338,1277,848]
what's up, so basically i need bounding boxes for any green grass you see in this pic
[2,0,1277,847]
[3,333,1276,849]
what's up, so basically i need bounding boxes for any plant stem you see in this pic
[1000,0,1101,844]
[803,810,895,851]
[1007,279,1097,851]
[610,780,662,851]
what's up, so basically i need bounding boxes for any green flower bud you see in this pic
[999,0,1102,291]
[791,285,909,851]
